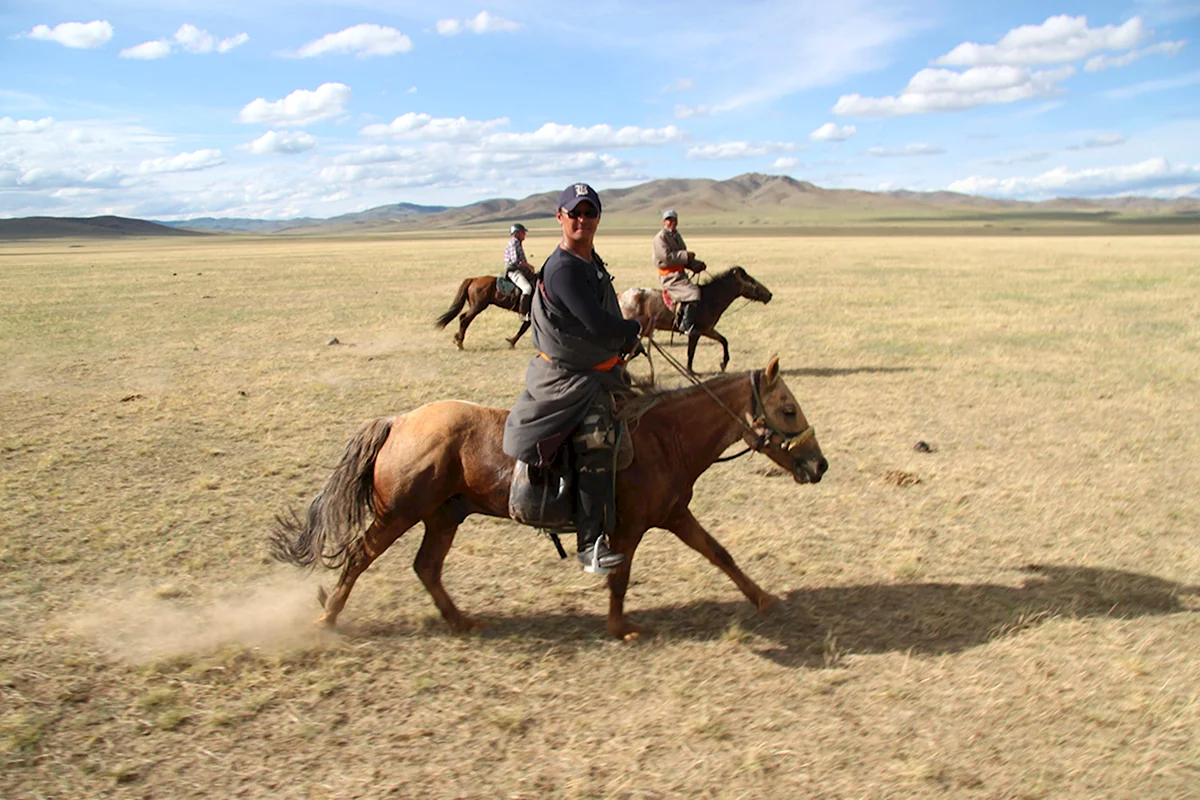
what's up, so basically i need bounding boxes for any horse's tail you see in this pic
[434,278,472,329]
[268,416,394,571]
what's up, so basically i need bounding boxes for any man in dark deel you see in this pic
[503,182,644,574]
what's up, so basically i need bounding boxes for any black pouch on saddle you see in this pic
[508,454,574,531]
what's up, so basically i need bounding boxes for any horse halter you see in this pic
[748,369,815,456]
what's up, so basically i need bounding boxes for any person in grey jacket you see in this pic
[653,209,706,334]
[502,183,644,574]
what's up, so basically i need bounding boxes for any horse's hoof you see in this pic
[609,621,649,641]
[449,616,487,634]
[313,614,336,628]
[757,593,782,613]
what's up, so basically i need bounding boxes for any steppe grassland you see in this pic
[1,232,1198,799]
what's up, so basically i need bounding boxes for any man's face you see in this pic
[557,201,600,246]
[664,216,678,231]
[515,229,527,242]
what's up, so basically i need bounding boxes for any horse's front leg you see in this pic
[506,319,530,348]
[664,508,780,612]
[413,507,483,633]
[606,529,647,640]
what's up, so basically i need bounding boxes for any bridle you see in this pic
[748,369,815,456]
[643,338,815,463]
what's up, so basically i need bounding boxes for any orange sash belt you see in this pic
[539,351,624,372]
[658,265,686,275]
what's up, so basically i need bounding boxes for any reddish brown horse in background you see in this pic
[434,275,530,350]
[270,355,827,640]
[618,266,773,375]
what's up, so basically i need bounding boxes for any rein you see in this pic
[644,339,814,461]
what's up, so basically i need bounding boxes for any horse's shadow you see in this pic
[352,565,1196,669]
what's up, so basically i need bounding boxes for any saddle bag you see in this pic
[508,457,574,530]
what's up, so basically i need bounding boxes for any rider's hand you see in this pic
[692,260,707,272]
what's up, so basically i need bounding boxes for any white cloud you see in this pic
[237,83,352,126]
[485,122,684,151]
[218,33,250,53]
[867,143,945,157]
[0,116,54,134]
[948,157,1200,198]
[139,149,224,174]
[120,25,248,59]
[1085,39,1186,71]
[247,130,317,155]
[360,113,508,142]
[773,157,801,169]
[436,11,519,35]
[120,40,171,60]
[294,24,412,58]
[674,104,711,119]
[935,15,1149,67]
[25,20,113,49]
[833,65,1074,117]
[686,141,796,160]
[174,24,249,54]
[662,78,694,93]
[810,122,857,142]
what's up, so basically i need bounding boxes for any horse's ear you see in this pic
[764,354,781,387]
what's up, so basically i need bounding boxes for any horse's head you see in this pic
[729,266,773,304]
[744,355,827,484]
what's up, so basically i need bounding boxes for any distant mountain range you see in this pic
[3,174,1197,239]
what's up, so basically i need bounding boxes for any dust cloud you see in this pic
[67,575,328,663]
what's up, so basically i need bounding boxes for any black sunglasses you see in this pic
[564,206,599,219]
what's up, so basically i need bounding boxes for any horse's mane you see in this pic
[616,370,749,422]
[702,266,742,286]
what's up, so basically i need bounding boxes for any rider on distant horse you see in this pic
[653,209,706,335]
[503,183,644,574]
[504,223,536,321]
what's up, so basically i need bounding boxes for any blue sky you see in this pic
[2,0,1198,220]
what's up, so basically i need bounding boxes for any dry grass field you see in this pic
[2,231,1198,799]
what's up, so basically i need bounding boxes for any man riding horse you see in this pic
[502,182,644,575]
[653,208,706,335]
[504,223,536,321]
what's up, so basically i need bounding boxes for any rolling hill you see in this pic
[3,174,1198,239]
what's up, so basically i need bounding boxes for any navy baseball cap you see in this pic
[557,182,602,214]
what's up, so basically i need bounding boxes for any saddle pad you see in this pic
[497,274,517,295]
[662,289,674,309]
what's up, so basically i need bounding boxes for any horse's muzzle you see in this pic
[792,454,828,484]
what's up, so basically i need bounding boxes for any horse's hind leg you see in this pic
[454,305,483,350]
[318,513,417,627]
[664,508,779,612]
[413,505,481,632]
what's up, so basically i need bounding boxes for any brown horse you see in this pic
[269,355,827,640]
[618,266,772,375]
[434,275,530,350]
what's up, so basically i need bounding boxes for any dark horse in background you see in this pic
[270,355,827,640]
[434,275,530,350]
[618,266,773,375]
